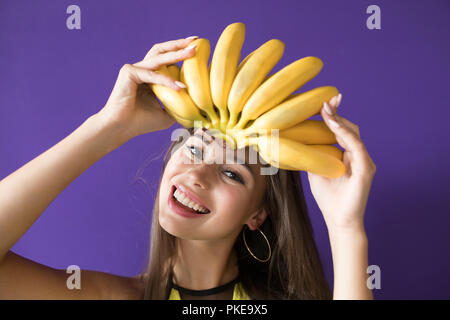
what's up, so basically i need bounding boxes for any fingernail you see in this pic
[186,36,199,40]
[185,43,197,51]
[328,119,340,128]
[175,81,186,88]
[323,102,333,115]
[336,93,342,107]
[329,96,338,107]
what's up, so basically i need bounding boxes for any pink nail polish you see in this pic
[175,81,186,88]
[323,102,333,115]
[185,43,197,51]
[336,93,342,107]
[329,96,338,107]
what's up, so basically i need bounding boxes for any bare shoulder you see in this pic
[0,250,146,300]
[101,272,147,300]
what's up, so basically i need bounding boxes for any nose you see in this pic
[184,164,213,190]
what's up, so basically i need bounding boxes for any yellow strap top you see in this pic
[168,281,251,300]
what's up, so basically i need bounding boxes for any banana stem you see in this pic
[206,111,220,127]
[218,108,229,125]
[227,112,239,129]
[234,117,248,130]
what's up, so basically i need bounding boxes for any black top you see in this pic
[168,274,241,297]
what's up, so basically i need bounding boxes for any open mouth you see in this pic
[171,185,211,215]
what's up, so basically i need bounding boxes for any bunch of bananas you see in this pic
[150,22,345,178]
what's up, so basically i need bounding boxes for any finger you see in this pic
[134,44,197,70]
[329,93,342,109]
[326,94,360,138]
[320,105,348,149]
[119,64,185,91]
[335,115,360,138]
[321,103,372,176]
[144,37,198,60]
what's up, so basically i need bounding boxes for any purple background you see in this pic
[1,0,449,299]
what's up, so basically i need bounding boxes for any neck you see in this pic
[172,237,239,290]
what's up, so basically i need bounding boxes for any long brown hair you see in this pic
[140,128,331,300]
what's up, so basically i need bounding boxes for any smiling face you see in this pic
[158,128,268,241]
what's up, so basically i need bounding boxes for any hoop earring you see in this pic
[242,225,272,263]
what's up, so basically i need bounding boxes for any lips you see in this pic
[168,185,211,218]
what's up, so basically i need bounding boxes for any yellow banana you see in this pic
[150,65,208,126]
[278,120,337,144]
[234,56,324,129]
[227,39,285,128]
[161,65,199,127]
[241,120,337,145]
[235,120,337,147]
[167,64,180,80]
[308,144,343,160]
[148,22,346,178]
[209,22,246,130]
[180,63,185,81]
[242,86,339,134]
[236,50,255,74]
[233,130,346,177]
[255,136,346,178]
[164,108,194,128]
[180,39,219,127]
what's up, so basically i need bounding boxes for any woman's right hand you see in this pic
[96,36,199,141]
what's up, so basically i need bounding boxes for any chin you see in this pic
[158,203,178,236]
[158,205,194,239]
[158,211,176,235]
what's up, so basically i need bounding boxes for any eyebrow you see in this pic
[193,133,254,177]
[194,132,213,145]
[240,162,254,176]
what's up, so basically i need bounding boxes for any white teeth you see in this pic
[175,189,184,202]
[173,188,208,213]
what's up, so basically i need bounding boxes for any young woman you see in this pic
[0,36,376,300]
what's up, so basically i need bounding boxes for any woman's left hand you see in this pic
[307,94,376,234]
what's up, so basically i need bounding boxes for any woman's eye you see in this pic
[224,170,244,184]
[187,145,203,159]
[186,143,244,184]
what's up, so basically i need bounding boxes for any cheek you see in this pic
[157,154,181,217]
[161,147,189,183]
[168,145,192,169]
[212,186,252,224]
